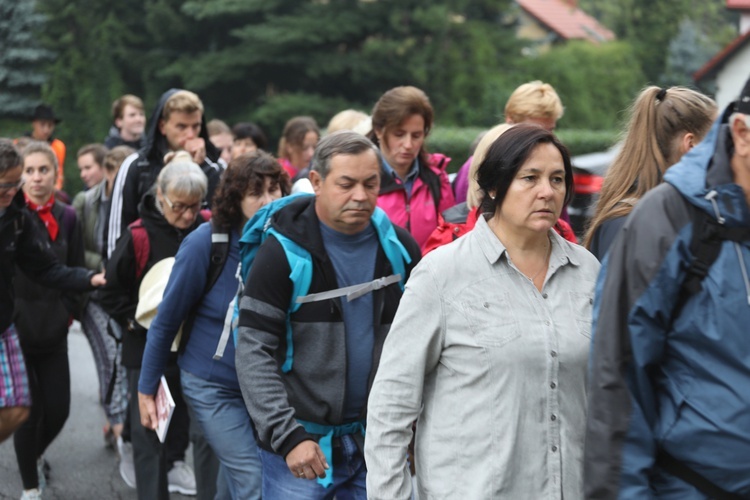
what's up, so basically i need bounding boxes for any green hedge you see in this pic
[428,127,619,172]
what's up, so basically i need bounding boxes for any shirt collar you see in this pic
[474,215,581,268]
[381,154,420,183]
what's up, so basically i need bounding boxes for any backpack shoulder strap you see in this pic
[206,220,231,293]
[266,227,313,374]
[59,203,77,241]
[371,207,412,290]
[128,219,149,280]
[178,220,232,353]
[673,208,750,318]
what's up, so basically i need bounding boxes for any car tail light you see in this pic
[573,172,604,195]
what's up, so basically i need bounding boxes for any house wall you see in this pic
[517,10,553,42]
[715,44,750,109]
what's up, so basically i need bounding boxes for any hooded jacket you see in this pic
[100,191,205,368]
[377,153,455,249]
[104,125,145,150]
[106,88,224,258]
[584,113,750,498]
[0,190,93,334]
[235,196,421,458]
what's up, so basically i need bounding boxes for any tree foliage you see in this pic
[0,0,53,118]
[579,0,737,83]
[518,41,646,130]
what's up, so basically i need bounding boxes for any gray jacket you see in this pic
[235,197,421,458]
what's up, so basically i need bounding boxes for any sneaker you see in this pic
[20,488,42,500]
[167,461,197,496]
[117,436,136,489]
[35,458,47,492]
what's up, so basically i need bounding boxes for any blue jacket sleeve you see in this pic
[138,223,211,395]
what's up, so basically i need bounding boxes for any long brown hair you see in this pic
[583,86,716,248]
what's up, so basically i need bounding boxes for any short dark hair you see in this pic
[232,122,268,151]
[477,123,573,214]
[210,151,290,229]
[0,140,21,175]
[311,131,381,179]
[77,143,108,167]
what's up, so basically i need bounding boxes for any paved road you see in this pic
[0,323,193,499]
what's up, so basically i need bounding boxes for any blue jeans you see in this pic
[258,434,367,500]
[180,369,262,500]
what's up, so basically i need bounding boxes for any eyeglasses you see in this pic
[163,195,202,215]
[0,179,24,195]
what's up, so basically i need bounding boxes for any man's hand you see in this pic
[285,440,329,480]
[138,392,158,430]
[184,137,206,165]
[90,272,106,287]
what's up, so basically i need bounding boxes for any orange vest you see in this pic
[50,138,66,190]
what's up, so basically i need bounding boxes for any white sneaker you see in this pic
[117,436,136,489]
[167,460,197,495]
[20,488,42,500]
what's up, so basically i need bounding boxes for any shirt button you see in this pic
[551,445,558,452]
[551,414,557,421]
[542,293,548,299]
[550,382,556,389]
[550,350,557,357]
[544,320,550,326]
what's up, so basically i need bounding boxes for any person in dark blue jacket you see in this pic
[137,151,290,499]
[585,75,750,499]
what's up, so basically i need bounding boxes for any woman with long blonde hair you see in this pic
[584,86,716,259]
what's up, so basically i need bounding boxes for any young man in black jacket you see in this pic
[107,89,224,258]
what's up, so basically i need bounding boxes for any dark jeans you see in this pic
[13,344,70,490]
[128,361,189,500]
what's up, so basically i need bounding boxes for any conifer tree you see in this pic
[0,0,53,117]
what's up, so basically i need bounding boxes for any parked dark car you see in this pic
[568,145,619,239]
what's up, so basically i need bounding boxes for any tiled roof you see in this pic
[694,30,750,82]
[517,0,615,43]
[727,0,750,10]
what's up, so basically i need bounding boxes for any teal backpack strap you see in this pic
[370,207,412,290]
[296,419,366,488]
[267,228,313,373]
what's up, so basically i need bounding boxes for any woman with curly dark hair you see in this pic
[136,151,289,499]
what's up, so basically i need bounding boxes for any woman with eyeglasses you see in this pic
[101,151,207,500]
[137,151,290,499]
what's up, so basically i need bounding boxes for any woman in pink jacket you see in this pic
[367,86,454,249]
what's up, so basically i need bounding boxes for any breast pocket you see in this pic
[462,292,520,347]
[568,291,594,338]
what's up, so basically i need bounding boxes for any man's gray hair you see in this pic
[156,160,208,199]
[311,130,381,178]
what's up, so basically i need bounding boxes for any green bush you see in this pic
[428,126,618,172]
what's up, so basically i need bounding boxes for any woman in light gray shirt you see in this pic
[365,124,600,499]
